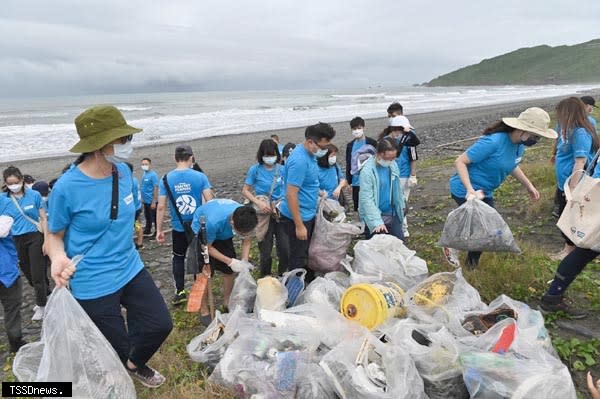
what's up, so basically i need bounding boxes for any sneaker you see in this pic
[442,247,461,268]
[551,205,560,219]
[143,230,153,237]
[127,364,166,388]
[549,249,569,262]
[172,290,187,306]
[32,305,45,321]
[539,294,586,319]
[403,230,410,238]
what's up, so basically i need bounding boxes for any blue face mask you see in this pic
[521,136,539,147]
[314,148,328,158]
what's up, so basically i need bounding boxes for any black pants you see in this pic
[172,230,189,292]
[77,269,173,367]
[278,216,315,282]
[258,216,289,277]
[547,247,599,296]
[352,186,360,212]
[14,232,48,307]
[0,277,22,351]
[209,239,236,275]
[556,189,575,246]
[143,203,157,233]
[452,195,496,268]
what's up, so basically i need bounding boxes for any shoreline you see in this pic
[5,89,600,193]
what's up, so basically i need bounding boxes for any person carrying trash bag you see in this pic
[539,149,600,318]
[191,198,258,326]
[358,137,405,240]
[443,107,557,269]
[45,105,173,388]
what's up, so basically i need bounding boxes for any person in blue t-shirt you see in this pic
[242,139,287,277]
[551,97,598,261]
[540,155,600,319]
[2,166,48,321]
[318,144,348,202]
[45,105,172,388]
[157,145,214,306]
[345,117,377,212]
[581,96,598,131]
[191,199,257,324]
[359,138,405,239]
[379,114,421,238]
[0,202,25,353]
[140,157,159,236]
[446,107,557,269]
[279,122,336,276]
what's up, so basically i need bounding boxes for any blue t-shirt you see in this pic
[278,143,285,156]
[396,146,412,178]
[244,163,283,201]
[191,199,241,243]
[0,197,19,288]
[279,145,320,221]
[449,133,525,199]
[555,127,594,191]
[318,164,344,199]
[588,115,598,131]
[132,177,141,211]
[48,163,144,300]
[141,170,159,204]
[593,158,600,178]
[376,165,393,214]
[351,139,367,186]
[159,169,212,232]
[2,188,43,236]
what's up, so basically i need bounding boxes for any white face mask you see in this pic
[377,158,393,168]
[352,129,364,138]
[105,141,133,163]
[7,183,22,193]
[141,165,150,171]
[328,156,337,166]
[262,156,277,165]
[25,183,34,189]
[42,196,48,202]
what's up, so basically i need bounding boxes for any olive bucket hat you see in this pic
[70,105,142,153]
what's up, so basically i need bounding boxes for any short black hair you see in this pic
[317,144,339,168]
[175,145,193,162]
[270,134,280,140]
[256,138,281,164]
[282,143,296,159]
[350,117,365,129]
[142,157,152,163]
[23,174,35,184]
[232,205,258,234]
[305,122,336,142]
[387,102,403,116]
[377,137,398,155]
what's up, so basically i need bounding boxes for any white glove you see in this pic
[0,215,14,238]
[407,175,418,188]
[228,259,254,273]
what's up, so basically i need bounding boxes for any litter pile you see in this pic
[188,234,577,399]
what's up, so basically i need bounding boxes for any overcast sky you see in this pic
[1,0,599,97]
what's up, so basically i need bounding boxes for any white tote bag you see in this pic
[557,150,600,251]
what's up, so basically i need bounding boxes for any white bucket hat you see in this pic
[502,107,557,139]
[388,115,412,129]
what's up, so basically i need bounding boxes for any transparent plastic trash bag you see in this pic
[438,198,520,253]
[320,333,426,399]
[12,288,136,399]
[353,234,428,288]
[308,198,364,272]
[228,268,257,313]
[296,276,345,310]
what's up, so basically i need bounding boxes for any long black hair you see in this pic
[256,138,281,165]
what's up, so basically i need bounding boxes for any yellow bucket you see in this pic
[340,282,406,330]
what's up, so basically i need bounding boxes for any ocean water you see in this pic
[0,84,597,162]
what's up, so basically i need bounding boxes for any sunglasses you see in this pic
[119,135,133,144]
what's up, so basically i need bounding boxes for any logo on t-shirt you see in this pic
[176,195,197,215]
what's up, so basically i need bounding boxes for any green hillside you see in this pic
[427,39,600,86]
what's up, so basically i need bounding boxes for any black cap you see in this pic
[175,145,193,157]
[32,181,49,196]
[580,96,597,108]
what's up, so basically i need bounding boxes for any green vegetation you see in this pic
[427,39,600,86]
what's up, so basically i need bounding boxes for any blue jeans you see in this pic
[77,268,173,367]
[451,194,495,268]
